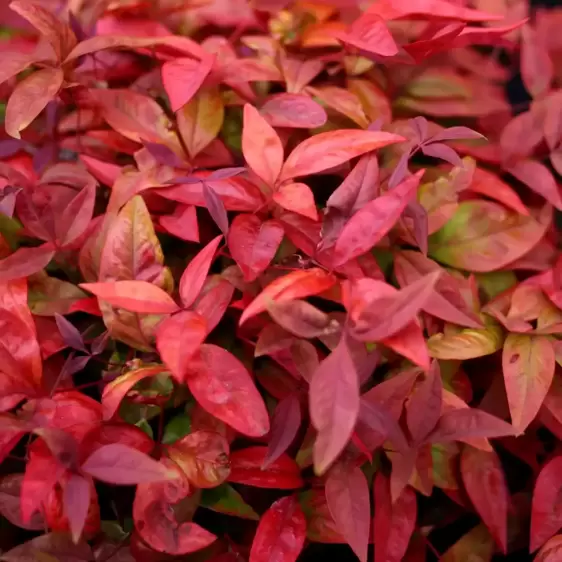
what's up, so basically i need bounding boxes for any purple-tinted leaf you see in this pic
[60,353,91,379]
[63,473,90,543]
[90,331,109,356]
[202,182,229,235]
[410,116,429,143]
[263,393,301,469]
[388,151,411,189]
[55,313,87,352]
[208,167,247,181]
[0,140,27,159]
[421,142,463,167]
[430,126,486,142]
[143,141,186,168]
[403,200,429,254]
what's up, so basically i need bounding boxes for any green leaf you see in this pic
[200,483,259,520]
[476,271,518,301]
[162,412,191,445]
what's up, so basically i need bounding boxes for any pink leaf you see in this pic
[260,93,327,129]
[179,235,223,308]
[310,337,360,474]
[326,462,370,562]
[242,103,284,187]
[263,394,301,469]
[521,24,553,99]
[161,56,214,112]
[80,280,180,314]
[461,446,508,553]
[156,311,207,383]
[334,170,424,265]
[63,473,91,543]
[0,245,55,282]
[336,12,398,57]
[228,215,284,282]
[203,181,229,235]
[82,444,173,484]
[273,182,318,220]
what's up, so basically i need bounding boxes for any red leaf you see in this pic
[406,362,443,445]
[242,103,284,187]
[267,299,338,339]
[521,25,553,99]
[240,268,337,325]
[82,443,173,484]
[161,56,214,112]
[334,170,424,265]
[373,472,417,562]
[273,182,318,220]
[280,129,405,181]
[186,344,270,437]
[326,153,380,216]
[193,276,235,333]
[63,473,91,543]
[349,272,441,341]
[102,366,168,420]
[461,446,508,553]
[260,94,327,129]
[179,235,223,308]
[0,245,55,282]
[263,394,302,469]
[156,311,207,383]
[80,280,179,314]
[229,447,303,489]
[249,496,306,562]
[228,215,284,282]
[502,334,555,434]
[5,67,64,139]
[530,456,562,552]
[0,474,44,530]
[58,180,97,247]
[0,532,93,562]
[159,205,200,242]
[310,337,360,474]
[326,462,370,562]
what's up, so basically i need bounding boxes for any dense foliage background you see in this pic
[0,0,561,561]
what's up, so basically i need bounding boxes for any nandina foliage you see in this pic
[0,0,561,561]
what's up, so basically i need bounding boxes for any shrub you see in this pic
[0,0,560,560]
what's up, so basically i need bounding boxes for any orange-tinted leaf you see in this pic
[249,496,306,562]
[502,334,555,434]
[461,446,508,553]
[228,215,284,282]
[167,431,230,488]
[242,103,284,187]
[240,268,337,325]
[5,67,64,139]
[334,170,424,265]
[280,130,404,182]
[535,535,562,562]
[178,86,224,158]
[273,182,318,220]
[102,366,168,420]
[156,311,207,383]
[310,338,360,475]
[187,344,270,437]
[81,280,179,314]
[441,524,494,562]
[326,462,370,562]
[229,447,303,489]
[429,202,551,272]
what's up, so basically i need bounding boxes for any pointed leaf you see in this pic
[310,338,360,474]
[531,456,562,552]
[242,103,284,187]
[334,170,424,265]
[63,473,91,543]
[80,280,179,314]
[0,245,55,282]
[249,497,306,562]
[156,311,207,383]
[260,94,327,129]
[82,444,173,484]
[187,344,270,437]
[280,129,405,181]
[326,462,370,562]
[273,182,318,220]
[502,334,555,434]
[202,181,229,235]
[179,235,223,308]
[5,67,64,139]
[461,446,508,553]
[228,215,284,282]
[521,25,553,99]
[267,299,338,339]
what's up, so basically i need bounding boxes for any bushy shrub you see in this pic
[0,0,561,560]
